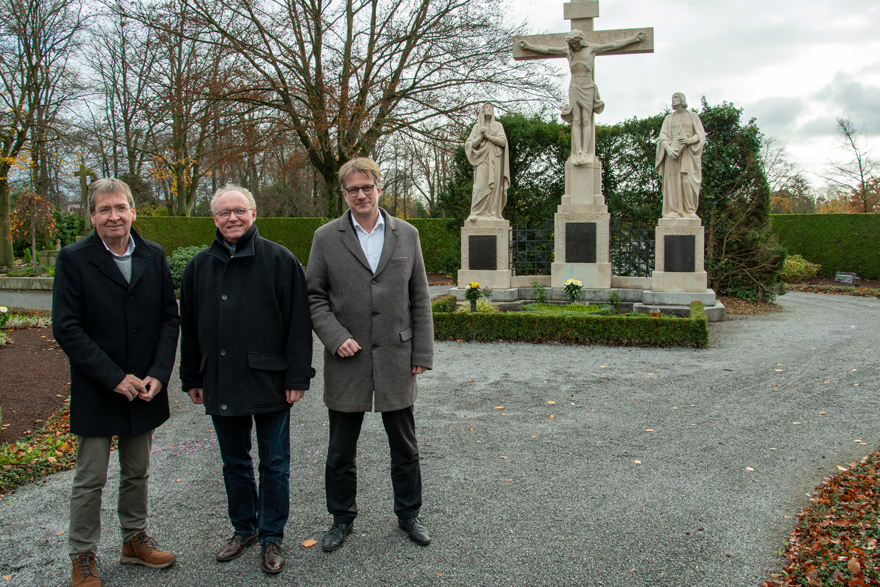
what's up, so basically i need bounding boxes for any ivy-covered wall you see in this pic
[770,214,880,279]
[133,216,457,272]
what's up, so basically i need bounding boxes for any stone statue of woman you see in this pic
[466,103,510,222]
[519,30,645,166]
[655,93,706,218]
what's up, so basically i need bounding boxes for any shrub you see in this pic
[454,299,498,313]
[168,246,207,288]
[779,254,822,284]
[431,295,458,313]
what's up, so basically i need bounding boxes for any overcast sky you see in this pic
[508,0,880,188]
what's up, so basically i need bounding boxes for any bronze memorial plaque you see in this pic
[468,235,497,271]
[664,235,696,272]
[565,223,596,263]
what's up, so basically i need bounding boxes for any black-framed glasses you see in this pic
[343,184,376,197]
[214,207,252,219]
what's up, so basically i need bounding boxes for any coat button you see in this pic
[372,311,379,316]
[371,279,377,285]
[129,368,137,374]
[221,404,227,410]
[221,294,228,300]
[372,344,379,349]
[220,349,227,356]
[128,292,135,299]
[131,329,137,334]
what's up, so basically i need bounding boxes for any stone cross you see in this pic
[513,0,654,65]
[74,162,95,231]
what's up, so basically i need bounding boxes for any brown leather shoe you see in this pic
[261,542,285,574]
[216,532,259,562]
[120,532,176,569]
[71,552,101,587]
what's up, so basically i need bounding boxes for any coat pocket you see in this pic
[399,327,413,342]
[247,352,288,408]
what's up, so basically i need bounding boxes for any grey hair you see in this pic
[88,178,134,213]
[210,184,257,213]
[673,92,688,108]
[338,157,382,190]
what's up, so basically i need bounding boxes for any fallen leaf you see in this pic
[3,576,10,581]
[494,406,504,410]
[847,557,860,573]
[647,373,654,376]
[745,467,754,472]
[468,379,475,382]
[819,412,826,415]
[634,460,641,465]
[55,531,65,536]
[504,479,512,482]
[548,415,555,420]
[645,429,654,432]
[547,401,556,405]
[837,465,848,471]
[47,457,56,463]
[302,539,317,548]
[500,456,508,459]
[792,422,802,425]
[176,478,181,482]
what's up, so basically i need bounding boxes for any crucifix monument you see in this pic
[514,0,653,289]
[74,162,97,231]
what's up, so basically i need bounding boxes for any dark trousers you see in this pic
[212,409,290,545]
[326,406,422,524]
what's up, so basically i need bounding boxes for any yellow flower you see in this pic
[469,282,480,289]
[0,306,6,313]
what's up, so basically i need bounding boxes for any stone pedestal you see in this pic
[551,155,612,289]
[457,218,512,289]
[651,217,707,293]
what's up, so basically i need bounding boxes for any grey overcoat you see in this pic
[306,209,434,413]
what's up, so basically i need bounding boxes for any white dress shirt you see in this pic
[351,212,385,273]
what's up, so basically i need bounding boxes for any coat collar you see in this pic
[87,228,154,290]
[336,209,399,275]
[206,225,259,262]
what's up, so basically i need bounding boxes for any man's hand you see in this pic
[114,374,147,402]
[286,389,305,403]
[336,338,362,358]
[139,376,164,402]
[412,365,427,375]
[187,387,204,405]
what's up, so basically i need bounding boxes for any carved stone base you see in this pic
[562,155,603,207]
[456,269,512,290]
[551,261,612,289]
[651,270,708,293]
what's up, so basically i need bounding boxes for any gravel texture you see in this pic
[0,291,878,586]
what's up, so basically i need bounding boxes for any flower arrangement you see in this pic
[464,282,483,302]
[0,306,8,330]
[563,279,583,304]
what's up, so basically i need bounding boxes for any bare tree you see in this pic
[143,0,560,217]
[822,116,877,213]
[0,0,86,268]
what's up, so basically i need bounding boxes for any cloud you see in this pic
[813,72,880,134]
[797,117,840,139]
[744,97,806,139]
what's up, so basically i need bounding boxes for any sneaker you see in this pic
[71,552,101,587]
[120,532,176,569]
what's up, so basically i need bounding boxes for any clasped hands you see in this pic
[337,338,426,375]
[114,373,163,402]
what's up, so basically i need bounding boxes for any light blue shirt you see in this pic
[351,213,385,273]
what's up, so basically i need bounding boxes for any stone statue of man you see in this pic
[655,93,706,218]
[519,30,645,166]
[466,103,510,222]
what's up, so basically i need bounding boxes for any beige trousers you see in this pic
[68,430,153,557]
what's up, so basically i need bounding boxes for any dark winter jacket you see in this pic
[52,230,180,436]
[179,225,314,416]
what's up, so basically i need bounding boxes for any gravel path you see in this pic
[0,291,878,586]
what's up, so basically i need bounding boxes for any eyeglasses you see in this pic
[214,207,252,219]
[343,184,376,197]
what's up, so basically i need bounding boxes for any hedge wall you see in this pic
[132,216,456,272]
[432,301,708,348]
[770,214,880,279]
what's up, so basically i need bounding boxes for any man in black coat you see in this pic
[179,185,313,575]
[53,178,180,587]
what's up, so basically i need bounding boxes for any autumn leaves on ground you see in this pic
[1,294,879,585]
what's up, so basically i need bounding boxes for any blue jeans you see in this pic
[212,409,290,545]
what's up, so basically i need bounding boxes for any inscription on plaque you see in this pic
[468,235,497,271]
[664,235,696,272]
[565,223,596,263]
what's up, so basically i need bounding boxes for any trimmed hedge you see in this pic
[432,300,708,347]
[770,214,880,279]
[133,216,455,272]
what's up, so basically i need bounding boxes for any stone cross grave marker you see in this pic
[74,162,96,231]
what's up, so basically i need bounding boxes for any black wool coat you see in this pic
[178,226,314,416]
[52,230,180,437]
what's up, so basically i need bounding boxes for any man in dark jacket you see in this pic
[179,185,313,574]
[53,178,180,587]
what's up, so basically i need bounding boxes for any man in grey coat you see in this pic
[306,157,434,551]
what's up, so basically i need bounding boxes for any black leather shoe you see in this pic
[261,542,285,574]
[216,532,258,562]
[398,517,431,546]
[321,522,353,552]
